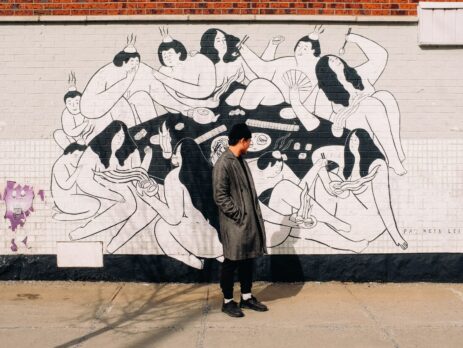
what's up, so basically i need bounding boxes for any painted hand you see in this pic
[159,121,172,159]
[271,35,285,46]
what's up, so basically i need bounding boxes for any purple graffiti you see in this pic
[10,239,18,252]
[3,181,35,231]
[38,190,45,201]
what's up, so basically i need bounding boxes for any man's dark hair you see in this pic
[158,40,188,66]
[63,90,82,104]
[63,142,87,155]
[113,51,141,67]
[257,151,279,170]
[228,123,252,146]
[294,36,321,57]
[316,55,364,107]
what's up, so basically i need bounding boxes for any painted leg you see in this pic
[291,224,369,253]
[128,91,158,123]
[154,219,204,269]
[310,201,351,233]
[53,129,72,150]
[364,109,406,176]
[369,164,408,250]
[149,79,191,116]
[53,194,100,221]
[69,184,136,240]
[239,79,285,110]
[106,194,160,253]
[373,91,406,162]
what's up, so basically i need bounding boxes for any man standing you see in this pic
[212,123,268,318]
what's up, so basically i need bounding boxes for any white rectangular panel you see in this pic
[57,242,104,268]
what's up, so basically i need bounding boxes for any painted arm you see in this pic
[54,165,80,190]
[62,112,88,138]
[212,164,242,222]
[348,33,388,85]
[258,201,298,228]
[288,85,320,132]
[261,36,285,61]
[139,174,184,225]
[239,44,277,80]
[153,58,216,99]
[298,159,327,191]
[81,68,136,119]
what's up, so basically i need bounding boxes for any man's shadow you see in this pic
[254,227,305,302]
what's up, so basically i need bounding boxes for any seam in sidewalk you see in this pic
[70,283,125,348]
[196,287,210,348]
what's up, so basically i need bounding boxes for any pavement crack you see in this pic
[196,287,210,348]
[344,284,400,348]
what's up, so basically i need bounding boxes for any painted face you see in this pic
[162,48,181,67]
[3,181,35,231]
[214,31,227,55]
[328,56,345,79]
[124,57,140,72]
[349,133,360,153]
[171,144,182,167]
[65,96,81,115]
[111,128,125,152]
[295,41,313,57]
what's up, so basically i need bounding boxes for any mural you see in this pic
[50,26,408,269]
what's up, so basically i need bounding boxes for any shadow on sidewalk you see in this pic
[54,282,210,348]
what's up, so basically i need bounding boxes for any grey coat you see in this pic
[212,149,267,260]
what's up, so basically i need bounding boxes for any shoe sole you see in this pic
[222,309,244,318]
[239,305,268,312]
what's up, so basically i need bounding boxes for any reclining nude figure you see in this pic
[312,32,406,164]
[80,36,157,128]
[136,138,223,269]
[227,27,325,110]
[248,151,369,253]
[69,121,154,248]
[311,128,408,250]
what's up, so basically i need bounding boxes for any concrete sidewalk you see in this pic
[1,282,463,348]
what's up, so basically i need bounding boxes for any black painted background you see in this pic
[1,254,461,282]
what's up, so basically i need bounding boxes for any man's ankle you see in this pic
[241,293,252,301]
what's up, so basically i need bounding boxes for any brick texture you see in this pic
[0,0,461,17]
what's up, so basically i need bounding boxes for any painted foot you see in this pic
[390,160,407,176]
[394,237,408,250]
[353,239,369,254]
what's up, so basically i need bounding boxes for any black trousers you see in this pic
[220,258,254,299]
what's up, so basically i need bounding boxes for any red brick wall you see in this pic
[0,0,461,17]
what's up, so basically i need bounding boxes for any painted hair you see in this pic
[200,28,240,65]
[294,36,321,57]
[89,120,138,169]
[173,138,219,231]
[343,128,385,180]
[113,51,141,67]
[228,123,252,146]
[316,55,364,107]
[158,40,188,66]
[63,142,87,155]
[63,90,82,103]
[257,151,279,170]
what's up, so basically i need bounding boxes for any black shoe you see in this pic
[240,296,268,312]
[222,300,244,318]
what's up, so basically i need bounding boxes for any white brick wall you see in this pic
[0,23,462,260]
